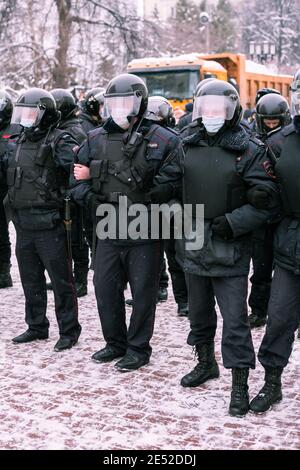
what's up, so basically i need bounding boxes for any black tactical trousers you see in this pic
[0,190,11,264]
[187,274,256,369]
[258,265,299,369]
[71,204,89,281]
[94,240,163,359]
[165,237,188,305]
[249,225,276,318]
[15,224,81,340]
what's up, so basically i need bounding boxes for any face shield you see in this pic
[11,105,42,128]
[145,97,173,122]
[104,93,142,130]
[290,80,300,117]
[94,92,106,120]
[192,94,237,122]
[0,94,8,112]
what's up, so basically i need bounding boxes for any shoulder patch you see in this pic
[262,160,276,179]
[147,142,159,149]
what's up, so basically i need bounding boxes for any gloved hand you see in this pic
[211,216,233,240]
[247,186,270,210]
[146,183,174,203]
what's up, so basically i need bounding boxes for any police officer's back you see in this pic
[144,96,189,316]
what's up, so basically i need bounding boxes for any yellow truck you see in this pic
[127,52,293,110]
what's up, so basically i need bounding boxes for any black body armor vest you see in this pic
[89,127,159,204]
[6,129,66,210]
[184,145,247,219]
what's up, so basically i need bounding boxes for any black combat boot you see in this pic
[0,262,13,288]
[248,312,267,328]
[74,265,88,298]
[12,329,48,343]
[54,337,78,352]
[92,345,126,363]
[181,343,220,387]
[250,367,283,413]
[229,368,250,417]
[157,287,168,303]
[177,302,189,317]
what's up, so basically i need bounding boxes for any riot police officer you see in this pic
[0,90,19,288]
[249,88,281,133]
[3,88,81,351]
[78,87,105,134]
[176,78,215,133]
[51,88,90,297]
[71,74,183,371]
[248,93,291,328]
[145,96,189,316]
[248,69,300,413]
[179,80,279,417]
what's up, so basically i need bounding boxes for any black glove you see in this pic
[211,216,233,240]
[147,183,174,203]
[247,186,270,210]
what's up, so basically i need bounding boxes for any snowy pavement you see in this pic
[0,228,299,450]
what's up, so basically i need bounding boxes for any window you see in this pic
[135,70,200,100]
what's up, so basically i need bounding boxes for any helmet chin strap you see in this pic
[123,115,143,144]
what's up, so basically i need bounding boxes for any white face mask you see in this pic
[110,112,130,130]
[106,95,139,130]
[202,116,225,135]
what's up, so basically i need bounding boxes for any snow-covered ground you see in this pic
[0,228,299,450]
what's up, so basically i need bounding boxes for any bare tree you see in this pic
[0,0,160,90]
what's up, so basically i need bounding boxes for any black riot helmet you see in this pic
[145,96,175,127]
[194,77,215,98]
[81,87,105,116]
[51,88,77,120]
[11,88,60,130]
[104,73,148,129]
[290,68,300,117]
[193,79,242,128]
[256,93,291,135]
[255,87,280,106]
[0,90,13,128]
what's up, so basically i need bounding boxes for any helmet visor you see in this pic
[105,94,142,120]
[146,98,172,121]
[291,90,300,117]
[11,105,40,128]
[94,92,106,118]
[192,95,237,122]
[0,93,8,112]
